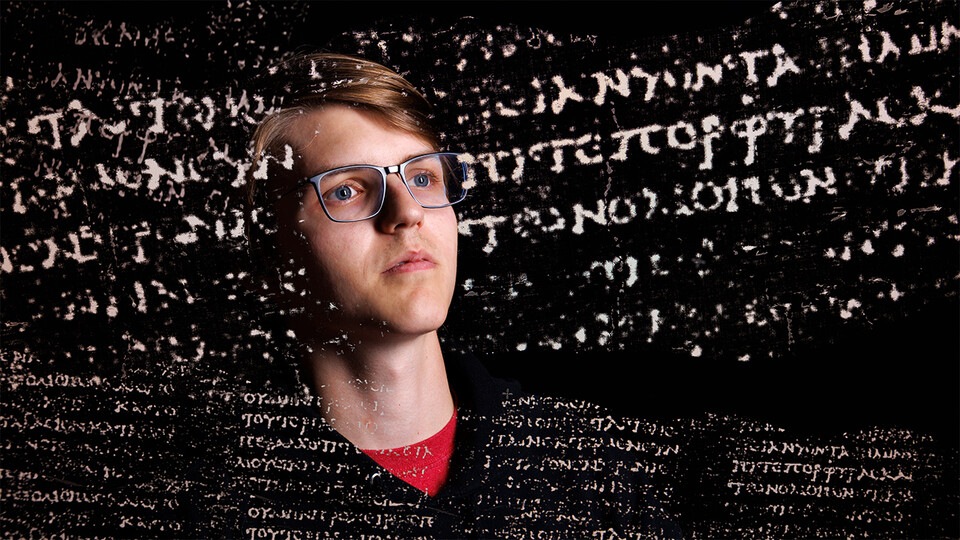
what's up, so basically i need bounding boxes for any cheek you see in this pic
[437,212,460,282]
[447,226,459,272]
[300,222,372,292]
[300,223,343,270]
[443,212,460,259]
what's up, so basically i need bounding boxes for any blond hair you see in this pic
[245,52,439,262]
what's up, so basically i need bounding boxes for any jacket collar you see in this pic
[436,348,522,499]
[289,348,522,502]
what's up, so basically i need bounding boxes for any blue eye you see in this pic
[411,174,432,188]
[330,185,357,201]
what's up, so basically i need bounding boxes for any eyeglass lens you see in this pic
[313,153,467,222]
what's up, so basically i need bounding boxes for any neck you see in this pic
[299,330,455,450]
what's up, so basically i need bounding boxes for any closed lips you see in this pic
[383,251,435,273]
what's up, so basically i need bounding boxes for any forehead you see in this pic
[287,104,436,175]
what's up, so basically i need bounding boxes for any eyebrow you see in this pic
[307,151,439,178]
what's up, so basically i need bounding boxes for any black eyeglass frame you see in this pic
[279,151,470,223]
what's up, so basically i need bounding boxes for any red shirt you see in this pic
[360,410,457,496]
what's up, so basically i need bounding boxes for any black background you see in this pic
[2,1,958,537]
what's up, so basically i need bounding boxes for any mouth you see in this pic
[382,250,436,274]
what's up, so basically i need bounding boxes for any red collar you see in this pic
[360,409,457,496]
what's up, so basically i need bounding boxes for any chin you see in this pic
[384,312,449,337]
[376,287,453,332]
[379,303,450,337]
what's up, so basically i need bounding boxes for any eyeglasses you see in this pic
[283,152,470,222]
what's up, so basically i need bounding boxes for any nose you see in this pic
[375,172,424,233]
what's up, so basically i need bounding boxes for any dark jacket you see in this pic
[184,350,683,538]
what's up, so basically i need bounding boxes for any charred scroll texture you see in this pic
[1,0,957,538]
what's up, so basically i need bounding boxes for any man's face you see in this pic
[272,104,459,344]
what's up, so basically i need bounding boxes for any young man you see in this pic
[192,52,681,538]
